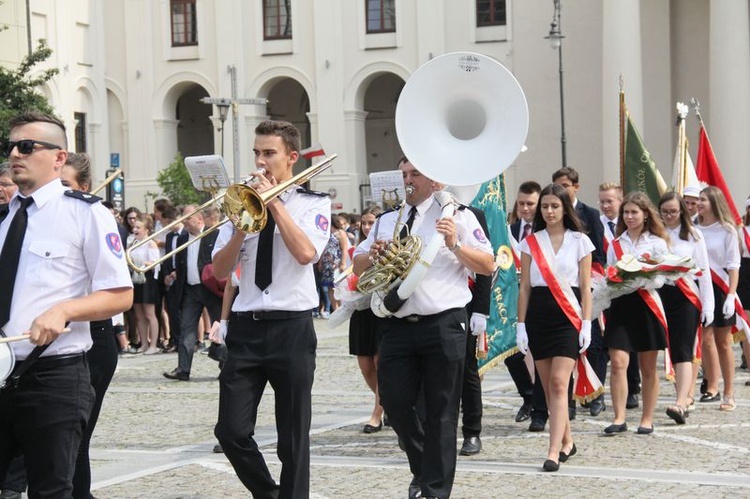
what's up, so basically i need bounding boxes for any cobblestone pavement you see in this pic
[75,318,750,498]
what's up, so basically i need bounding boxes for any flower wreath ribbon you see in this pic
[612,239,675,381]
[526,233,603,402]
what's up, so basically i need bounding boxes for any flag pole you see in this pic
[619,76,625,188]
[675,102,688,194]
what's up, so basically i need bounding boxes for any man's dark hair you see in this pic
[161,206,180,222]
[8,112,68,149]
[255,120,301,153]
[397,155,409,167]
[518,180,541,195]
[552,166,579,184]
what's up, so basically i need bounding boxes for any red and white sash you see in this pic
[526,233,604,402]
[709,268,750,340]
[612,239,675,380]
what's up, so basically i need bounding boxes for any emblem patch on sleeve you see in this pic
[106,233,123,258]
[315,214,329,232]
[473,228,487,243]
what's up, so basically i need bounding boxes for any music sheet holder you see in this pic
[184,155,232,192]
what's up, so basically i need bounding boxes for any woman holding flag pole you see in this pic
[695,186,744,411]
[516,183,600,472]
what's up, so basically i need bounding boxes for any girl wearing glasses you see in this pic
[657,192,714,424]
[695,186,741,412]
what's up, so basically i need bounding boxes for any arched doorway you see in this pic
[364,73,404,173]
[176,84,212,157]
[266,78,310,174]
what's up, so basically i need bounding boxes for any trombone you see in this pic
[125,154,337,273]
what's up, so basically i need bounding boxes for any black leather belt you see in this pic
[233,310,312,321]
[392,307,462,323]
[6,353,86,389]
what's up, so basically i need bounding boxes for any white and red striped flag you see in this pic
[300,143,326,160]
[695,124,742,224]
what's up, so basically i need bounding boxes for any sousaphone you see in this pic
[360,51,529,316]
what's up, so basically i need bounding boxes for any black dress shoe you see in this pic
[626,393,639,409]
[590,396,606,417]
[559,443,577,463]
[542,459,559,472]
[408,476,421,498]
[528,419,546,432]
[636,425,654,435]
[568,406,576,421]
[363,422,382,434]
[459,436,481,456]
[163,369,189,381]
[213,444,224,453]
[604,422,628,434]
[515,403,532,422]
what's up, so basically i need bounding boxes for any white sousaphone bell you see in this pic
[366,51,529,317]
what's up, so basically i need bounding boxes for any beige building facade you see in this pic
[1,0,748,212]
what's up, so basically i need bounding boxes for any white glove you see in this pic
[516,323,529,355]
[579,319,592,353]
[219,320,228,343]
[723,293,736,319]
[469,313,487,337]
[701,309,714,327]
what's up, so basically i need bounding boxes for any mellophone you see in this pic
[0,328,71,387]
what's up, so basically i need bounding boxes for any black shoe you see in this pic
[604,422,628,434]
[515,403,532,422]
[590,396,606,417]
[699,391,720,402]
[363,422,382,434]
[528,419,546,432]
[626,393,639,409]
[700,378,708,394]
[559,443,577,463]
[636,425,654,435]
[459,436,481,456]
[568,406,576,421]
[0,490,22,499]
[163,369,189,381]
[542,459,559,472]
[408,476,421,499]
[213,444,224,453]
[383,414,390,427]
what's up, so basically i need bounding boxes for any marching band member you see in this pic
[516,183,595,472]
[657,192,714,424]
[695,186,744,411]
[212,120,331,498]
[0,112,132,497]
[604,192,670,435]
[353,157,494,499]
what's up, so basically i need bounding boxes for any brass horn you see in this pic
[126,154,337,273]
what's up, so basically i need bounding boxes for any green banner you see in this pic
[624,115,667,205]
[471,174,519,375]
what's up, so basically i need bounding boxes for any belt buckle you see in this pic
[252,312,261,321]
[405,315,420,323]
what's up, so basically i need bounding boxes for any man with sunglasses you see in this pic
[0,112,133,497]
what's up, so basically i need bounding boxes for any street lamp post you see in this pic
[546,0,567,168]
[201,97,231,157]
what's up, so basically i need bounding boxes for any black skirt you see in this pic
[349,308,382,356]
[708,280,736,328]
[133,270,159,305]
[526,287,580,361]
[658,284,699,364]
[605,291,667,352]
[737,258,750,310]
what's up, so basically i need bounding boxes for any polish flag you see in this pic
[301,143,326,160]
[695,125,742,224]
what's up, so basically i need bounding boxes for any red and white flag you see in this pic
[301,143,326,160]
[695,125,742,225]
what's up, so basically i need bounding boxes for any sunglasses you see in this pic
[4,139,63,156]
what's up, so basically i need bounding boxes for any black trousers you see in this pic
[214,313,316,499]
[378,308,466,499]
[164,284,183,347]
[461,332,482,438]
[0,355,93,499]
[178,284,221,374]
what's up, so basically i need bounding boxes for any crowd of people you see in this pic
[2,112,749,499]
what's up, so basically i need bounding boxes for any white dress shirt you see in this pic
[665,226,714,312]
[213,188,331,312]
[0,179,133,359]
[354,195,493,317]
[606,231,669,266]
[519,229,594,288]
[186,232,202,285]
[696,221,741,271]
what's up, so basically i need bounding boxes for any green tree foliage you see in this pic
[155,152,209,206]
[0,38,58,150]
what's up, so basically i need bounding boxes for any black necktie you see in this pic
[608,221,615,234]
[0,196,34,326]
[399,206,417,240]
[255,211,276,291]
[521,223,532,241]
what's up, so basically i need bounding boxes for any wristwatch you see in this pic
[449,241,462,253]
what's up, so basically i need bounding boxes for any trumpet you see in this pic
[125,154,337,273]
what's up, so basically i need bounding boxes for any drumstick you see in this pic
[0,328,72,344]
